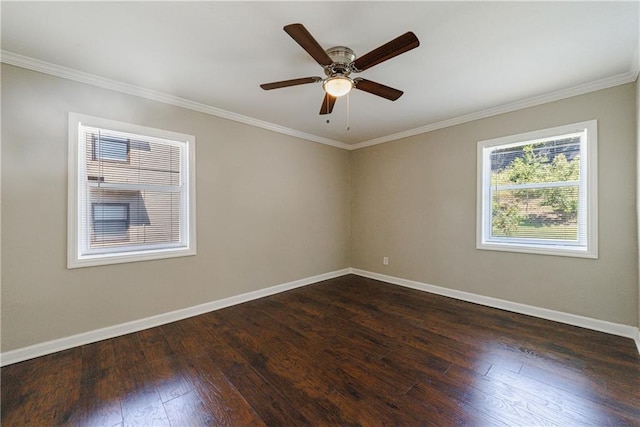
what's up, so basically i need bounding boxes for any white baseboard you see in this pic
[3,267,638,366]
[351,269,640,345]
[0,268,351,367]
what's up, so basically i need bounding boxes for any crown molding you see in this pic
[0,50,351,151]
[2,50,636,152]
[350,69,639,150]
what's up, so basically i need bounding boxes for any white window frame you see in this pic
[68,113,196,268]
[476,120,598,258]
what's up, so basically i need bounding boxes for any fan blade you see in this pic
[354,78,403,101]
[260,77,321,90]
[319,93,337,115]
[352,32,419,72]
[284,23,333,66]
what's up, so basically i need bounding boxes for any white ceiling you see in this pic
[2,1,639,147]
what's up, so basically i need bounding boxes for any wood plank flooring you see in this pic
[2,274,639,426]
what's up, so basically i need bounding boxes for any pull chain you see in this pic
[346,92,350,131]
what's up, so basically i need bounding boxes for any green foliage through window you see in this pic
[490,139,580,239]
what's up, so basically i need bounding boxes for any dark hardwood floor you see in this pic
[2,274,639,426]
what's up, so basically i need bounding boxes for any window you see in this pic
[68,113,196,268]
[92,203,129,241]
[92,135,129,162]
[477,120,597,258]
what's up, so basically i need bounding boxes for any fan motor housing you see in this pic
[325,46,355,76]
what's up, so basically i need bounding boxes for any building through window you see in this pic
[92,135,129,162]
[68,113,196,268]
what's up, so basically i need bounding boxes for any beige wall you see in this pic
[352,83,638,326]
[637,76,640,329]
[1,64,351,351]
[2,63,638,354]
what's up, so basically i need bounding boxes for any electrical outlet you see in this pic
[383,257,389,265]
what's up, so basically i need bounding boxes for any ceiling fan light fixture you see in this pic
[323,76,353,97]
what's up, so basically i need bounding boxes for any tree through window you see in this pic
[477,121,598,258]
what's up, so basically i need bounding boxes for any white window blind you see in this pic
[68,114,196,268]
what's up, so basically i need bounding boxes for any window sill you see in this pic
[477,241,597,259]
[68,246,196,269]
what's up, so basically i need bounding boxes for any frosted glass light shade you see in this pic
[323,77,353,97]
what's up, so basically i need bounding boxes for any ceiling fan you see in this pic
[260,23,420,115]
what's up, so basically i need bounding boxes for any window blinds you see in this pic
[488,133,585,244]
[79,125,185,254]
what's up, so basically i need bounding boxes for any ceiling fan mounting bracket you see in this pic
[325,46,356,66]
